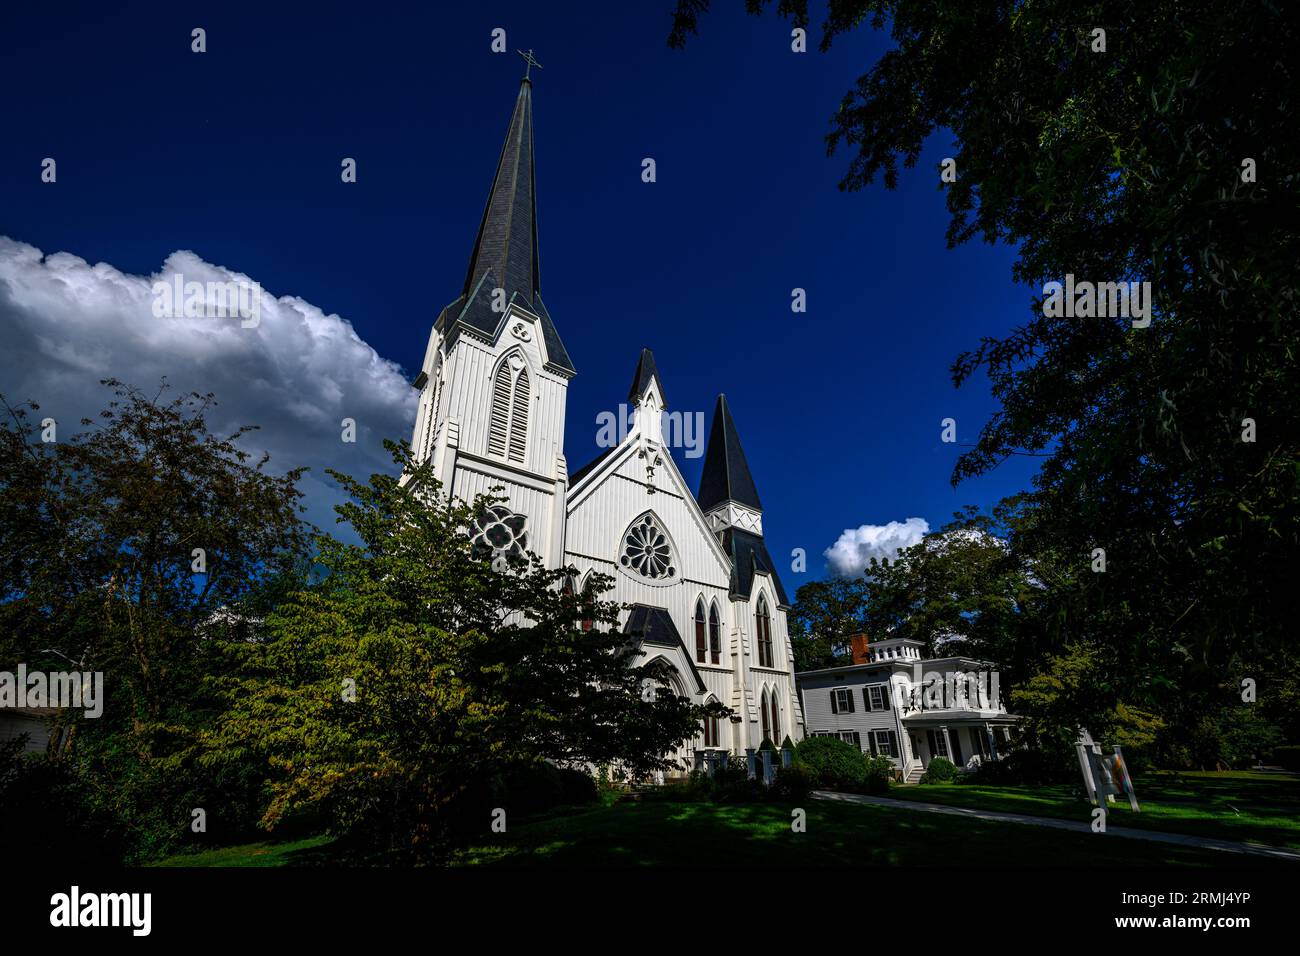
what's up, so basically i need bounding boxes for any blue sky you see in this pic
[0,2,1042,582]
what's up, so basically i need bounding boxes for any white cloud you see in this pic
[824,517,930,577]
[0,236,416,534]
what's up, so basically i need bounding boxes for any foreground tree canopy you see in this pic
[1,384,722,859]
[704,1,1298,760]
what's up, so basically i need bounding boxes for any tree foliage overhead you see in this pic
[671,2,1300,726]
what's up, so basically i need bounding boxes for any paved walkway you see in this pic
[811,790,1300,862]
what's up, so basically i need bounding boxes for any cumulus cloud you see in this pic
[0,236,416,534]
[824,517,930,577]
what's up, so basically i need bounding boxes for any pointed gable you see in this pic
[627,347,667,407]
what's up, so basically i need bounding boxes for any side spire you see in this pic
[697,394,762,513]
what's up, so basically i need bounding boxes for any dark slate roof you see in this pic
[463,78,540,306]
[697,394,762,512]
[568,445,616,486]
[721,528,789,607]
[438,77,575,376]
[623,604,706,693]
[626,347,667,406]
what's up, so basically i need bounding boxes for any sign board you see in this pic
[1076,733,1140,811]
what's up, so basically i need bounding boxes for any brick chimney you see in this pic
[849,633,870,665]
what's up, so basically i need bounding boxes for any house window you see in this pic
[926,729,950,758]
[840,730,861,748]
[865,684,889,712]
[708,603,721,665]
[487,353,529,463]
[755,596,773,668]
[830,687,854,714]
[873,730,898,758]
[694,599,707,663]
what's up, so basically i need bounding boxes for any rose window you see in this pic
[469,505,528,561]
[620,514,676,580]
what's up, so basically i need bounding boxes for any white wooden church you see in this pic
[408,68,805,762]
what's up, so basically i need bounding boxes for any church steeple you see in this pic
[461,75,540,305]
[433,66,573,376]
[697,394,763,514]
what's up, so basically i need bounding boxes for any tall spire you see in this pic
[697,394,763,512]
[461,75,540,305]
[437,65,574,375]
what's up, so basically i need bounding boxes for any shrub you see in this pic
[1274,745,1300,771]
[962,748,1072,786]
[557,767,599,806]
[919,756,957,784]
[863,755,895,794]
[772,763,815,801]
[794,736,867,791]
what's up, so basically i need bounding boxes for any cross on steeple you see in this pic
[517,48,542,80]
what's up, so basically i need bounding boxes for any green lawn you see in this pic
[152,797,1282,867]
[151,834,337,867]
[149,770,1300,867]
[884,770,1300,849]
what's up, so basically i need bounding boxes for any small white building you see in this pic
[797,637,1019,783]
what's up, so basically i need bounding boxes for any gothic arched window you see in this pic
[759,687,771,743]
[768,691,781,744]
[694,598,707,663]
[703,701,720,748]
[619,513,677,581]
[755,596,773,668]
[487,352,529,463]
[708,602,721,665]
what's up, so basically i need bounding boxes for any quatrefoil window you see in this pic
[620,513,676,580]
[470,505,528,561]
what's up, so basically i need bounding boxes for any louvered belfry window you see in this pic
[488,353,529,463]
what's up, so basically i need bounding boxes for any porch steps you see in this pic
[903,765,924,784]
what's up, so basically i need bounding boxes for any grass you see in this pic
[450,798,1293,866]
[148,771,1300,867]
[884,770,1300,849]
[151,834,337,867]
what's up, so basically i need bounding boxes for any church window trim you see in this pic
[618,511,678,583]
[693,597,707,664]
[755,594,773,668]
[487,349,530,464]
[708,601,722,665]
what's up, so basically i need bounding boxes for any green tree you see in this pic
[861,501,1035,667]
[203,443,726,854]
[788,576,868,670]
[671,1,1300,746]
[0,380,310,858]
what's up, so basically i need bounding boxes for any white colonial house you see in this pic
[406,68,804,764]
[798,636,1019,783]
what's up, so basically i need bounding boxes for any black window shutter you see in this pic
[846,690,856,713]
[862,687,871,711]
[889,731,899,758]
[926,729,936,754]
[884,683,892,707]
[868,733,877,756]
[830,690,838,714]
